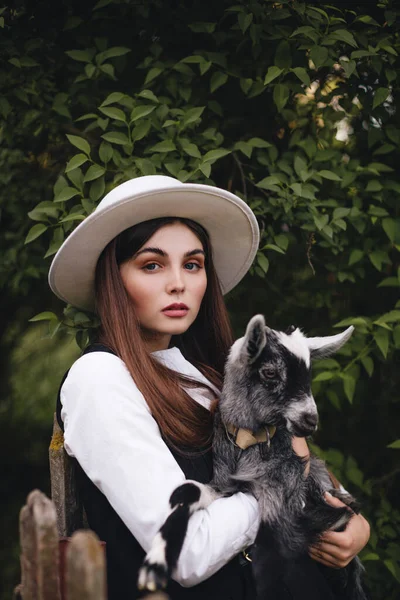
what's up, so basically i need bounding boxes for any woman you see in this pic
[49,175,369,600]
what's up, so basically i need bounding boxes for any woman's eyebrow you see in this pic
[134,247,205,258]
[134,246,166,258]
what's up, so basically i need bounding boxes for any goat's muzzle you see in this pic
[290,412,318,436]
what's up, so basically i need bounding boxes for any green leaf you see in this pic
[130,105,156,122]
[99,106,126,122]
[382,218,396,242]
[257,176,281,191]
[264,66,283,85]
[100,92,125,106]
[83,164,105,183]
[291,26,319,42]
[54,186,81,203]
[378,277,400,288]
[101,131,130,145]
[314,214,329,231]
[361,356,374,377]
[366,180,383,193]
[210,72,228,93]
[65,154,88,173]
[334,317,369,328]
[199,162,211,178]
[373,87,389,110]
[257,253,269,273]
[313,371,334,382]
[149,140,177,153]
[203,148,231,163]
[188,22,216,34]
[102,46,132,60]
[25,223,47,244]
[180,140,201,158]
[273,83,289,112]
[238,12,253,33]
[348,249,363,266]
[341,374,356,403]
[374,328,389,358]
[138,90,159,103]
[132,120,151,141]
[89,177,105,202]
[291,67,310,86]
[247,137,271,148]
[369,250,388,272]
[319,170,341,181]
[328,29,357,48]
[310,46,329,69]
[387,440,400,449]
[234,141,253,158]
[182,107,205,126]
[98,141,113,164]
[29,311,58,322]
[65,49,94,63]
[66,135,91,156]
[61,214,86,223]
[144,67,163,85]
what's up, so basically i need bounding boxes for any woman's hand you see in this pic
[292,437,310,475]
[309,492,370,568]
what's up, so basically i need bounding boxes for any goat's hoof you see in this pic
[138,561,168,592]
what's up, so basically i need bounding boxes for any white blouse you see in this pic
[60,347,260,587]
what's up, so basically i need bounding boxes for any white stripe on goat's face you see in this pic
[276,328,310,368]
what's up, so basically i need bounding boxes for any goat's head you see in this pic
[220,315,354,437]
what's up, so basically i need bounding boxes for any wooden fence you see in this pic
[14,489,168,600]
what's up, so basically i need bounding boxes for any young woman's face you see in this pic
[119,222,207,351]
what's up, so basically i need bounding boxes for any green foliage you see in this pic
[1,0,400,597]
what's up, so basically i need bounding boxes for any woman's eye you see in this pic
[184,262,201,271]
[143,263,160,271]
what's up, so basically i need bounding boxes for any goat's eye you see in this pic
[260,365,277,380]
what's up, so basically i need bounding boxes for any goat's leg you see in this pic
[138,481,221,591]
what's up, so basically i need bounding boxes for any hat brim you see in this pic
[48,183,259,311]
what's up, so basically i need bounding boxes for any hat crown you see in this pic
[98,175,183,211]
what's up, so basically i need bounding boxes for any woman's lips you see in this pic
[162,303,189,318]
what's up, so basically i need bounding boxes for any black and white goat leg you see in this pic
[138,481,221,592]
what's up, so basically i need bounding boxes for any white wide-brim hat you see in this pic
[49,175,260,311]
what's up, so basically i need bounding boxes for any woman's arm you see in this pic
[291,439,370,566]
[309,492,370,568]
[61,352,260,587]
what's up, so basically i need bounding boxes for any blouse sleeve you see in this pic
[60,351,260,587]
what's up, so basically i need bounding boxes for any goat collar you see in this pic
[226,423,277,450]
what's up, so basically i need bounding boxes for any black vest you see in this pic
[56,345,338,600]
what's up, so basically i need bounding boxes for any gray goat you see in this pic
[139,315,367,599]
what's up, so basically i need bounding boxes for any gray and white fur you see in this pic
[138,315,367,599]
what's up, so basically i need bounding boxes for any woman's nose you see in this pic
[166,268,185,294]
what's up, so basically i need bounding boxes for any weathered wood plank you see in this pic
[49,413,83,536]
[19,490,61,600]
[66,531,107,600]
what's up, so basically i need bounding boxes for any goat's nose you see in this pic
[303,412,318,429]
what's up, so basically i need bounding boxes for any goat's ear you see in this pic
[243,315,267,363]
[307,326,354,359]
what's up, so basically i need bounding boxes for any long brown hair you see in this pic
[94,217,234,450]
